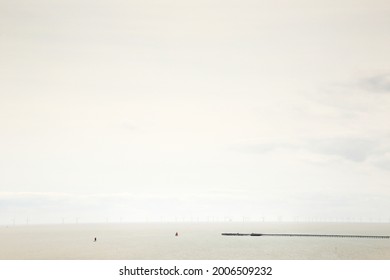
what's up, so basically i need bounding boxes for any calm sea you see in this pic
[0,222,389,259]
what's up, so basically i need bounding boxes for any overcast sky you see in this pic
[1,0,390,224]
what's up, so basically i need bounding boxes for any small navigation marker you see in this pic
[175,232,178,237]
[94,237,97,242]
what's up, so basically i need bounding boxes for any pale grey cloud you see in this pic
[306,73,390,117]
[371,154,390,171]
[306,137,378,162]
[2,190,342,224]
[121,121,138,131]
[231,136,388,165]
[0,192,275,224]
[290,192,390,221]
[358,74,390,93]
[229,142,294,154]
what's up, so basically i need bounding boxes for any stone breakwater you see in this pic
[222,233,390,239]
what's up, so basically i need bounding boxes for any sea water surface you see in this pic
[0,222,389,259]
